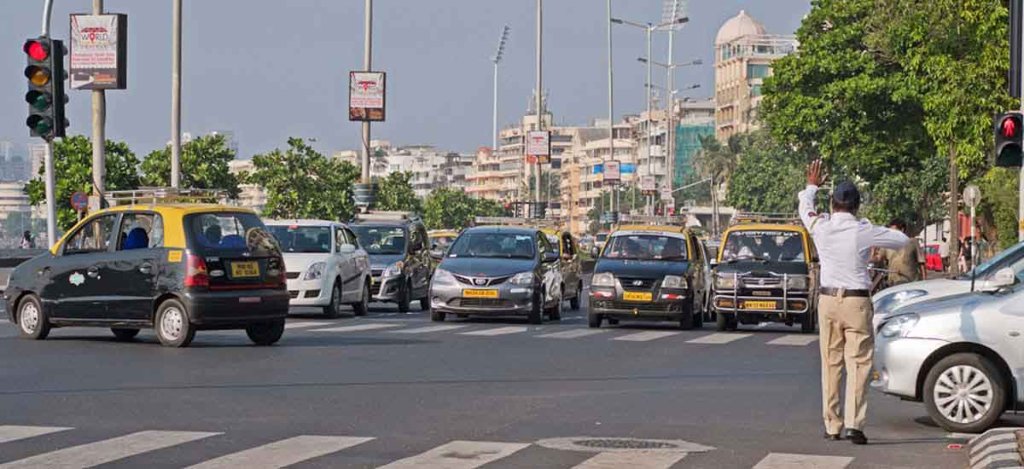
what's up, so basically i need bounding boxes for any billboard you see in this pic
[640,175,657,193]
[621,163,636,174]
[603,160,621,184]
[69,14,127,90]
[526,130,551,164]
[349,71,386,121]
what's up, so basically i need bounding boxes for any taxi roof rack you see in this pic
[106,187,230,206]
[354,211,420,222]
[731,212,802,225]
[473,216,561,229]
[616,214,688,226]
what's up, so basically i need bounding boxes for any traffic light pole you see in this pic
[41,0,57,246]
[171,0,182,188]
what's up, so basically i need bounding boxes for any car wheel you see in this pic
[924,353,1007,433]
[716,312,737,332]
[547,297,562,321]
[569,281,582,311]
[800,310,816,334]
[352,281,370,317]
[431,309,446,322]
[588,313,603,328]
[679,304,694,330]
[155,298,195,348]
[397,281,411,313]
[323,281,342,318]
[17,294,49,340]
[419,297,430,311]
[111,328,140,341]
[246,319,285,346]
[528,291,543,325]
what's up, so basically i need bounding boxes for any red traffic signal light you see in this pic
[23,40,49,61]
[1002,115,1020,139]
[22,37,67,141]
[994,112,1023,168]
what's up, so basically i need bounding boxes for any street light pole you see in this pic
[92,0,106,202]
[535,0,544,207]
[361,0,373,184]
[607,0,615,219]
[492,26,510,152]
[171,0,182,188]
[645,26,653,215]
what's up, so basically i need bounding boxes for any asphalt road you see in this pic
[0,296,1008,468]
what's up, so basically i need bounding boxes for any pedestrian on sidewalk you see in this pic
[19,230,34,249]
[798,160,908,445]
[880,218,926,287]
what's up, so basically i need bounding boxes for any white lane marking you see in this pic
[187,435,374,469]
[284,321,332,330]
[686,333,752,345]
[0,430,219,469]
[612,331,681,342]
[389,325,468,334]
[0,426,71,444]
[752,452,853,469]
[537,329,608,339]
[571,451,686,469]
[377,440,529,469]
[460,326,529,337]
[309,323,402,333]
[767,335,818,346]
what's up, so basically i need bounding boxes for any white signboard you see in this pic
[69,14,127,90]
[349,71,386,121]
[660,186,674,202]
[603,160,620,185]
[963,184,981,208]
[640,175,656,193]
[526,131,551,164]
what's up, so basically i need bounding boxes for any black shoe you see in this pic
[823,432,841,441]
[846,429,868,445]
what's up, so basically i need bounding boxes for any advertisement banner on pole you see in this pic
[640,175,657,194]
[69,14,128,90]
[526,130,551,164]
[660,186,674,202]
[349,71,386,122]
[603,160,621,185]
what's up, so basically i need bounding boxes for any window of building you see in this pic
[751,85,763,97]
[747,64,771,79]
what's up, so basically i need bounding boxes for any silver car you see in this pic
[872,268,1021,433]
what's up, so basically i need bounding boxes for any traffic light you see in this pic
[994,112,1023,167]
[23,37,68,140]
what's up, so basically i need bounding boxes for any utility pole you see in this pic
[645,26,653,215]
[535,0,543,206]
[170,0,182,188]
[361,0,373,184]
[606,0,615,220]
[92,0,105,202]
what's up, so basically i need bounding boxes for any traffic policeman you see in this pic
[798,160,908,445]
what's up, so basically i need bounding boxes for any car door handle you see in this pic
[139,263,153,274]
[86,266,100,278]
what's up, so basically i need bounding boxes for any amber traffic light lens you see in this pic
[23,40,49,61]
[24,66,51,86]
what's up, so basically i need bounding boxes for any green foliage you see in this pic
[141,134,240,198]
[724,131,806,213]
[422,188,504,230]
[692,134,739,184]
[374,171,421,212]
[246,138,360,221]
[977,168,1020,250]
[25,135,140,232]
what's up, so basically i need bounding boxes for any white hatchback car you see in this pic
[266,220,371,317]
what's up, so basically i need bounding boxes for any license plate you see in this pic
[231,261,260,278]
[742,300,777,310]
[463,289,499,299]
[623,291,653,302]
[239,297,262,304]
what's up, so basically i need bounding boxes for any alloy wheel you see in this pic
[933,365,994,424]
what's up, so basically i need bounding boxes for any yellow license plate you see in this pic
[742,300,777,310]
[623,291,653,302]
[231,261,260,278]
[463,289,499,299]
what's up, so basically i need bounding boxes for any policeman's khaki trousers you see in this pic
[818,294,874,434]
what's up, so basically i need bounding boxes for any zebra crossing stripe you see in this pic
[460,326,529,337]
[284,321,332,330]
[538,329,608,339]
[612,331,681,342]
[377,440,529,468]
[186,435,374,469]
[0,430,219,469]
[686,333,752,345]
[0,425,71,444]
[752,452,853,469]
[390,325,468,334]
[766,335,818,346]
[309,323,402,333]
[571,451,687,468]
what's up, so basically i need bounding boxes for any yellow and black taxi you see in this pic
[588,216,708,329]
[427,229,459,253]
[3,189,289,347]
[710,214,818,333]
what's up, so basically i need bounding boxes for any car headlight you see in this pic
[382,261,404,277]
[592,272,616,287]
[662,275,688,289]
[304,261,326,280]
[510,271,534,286]
[879,313,919,338]
[715,274,736,290]
[433,268,456,285]
[786,275,808,290]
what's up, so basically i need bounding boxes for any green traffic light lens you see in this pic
[26,115,52,135]
[25,91,51,111]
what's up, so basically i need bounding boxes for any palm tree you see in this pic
[693,134,742,235]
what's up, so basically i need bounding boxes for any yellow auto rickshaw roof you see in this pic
[428,229,459,238]
[722,222,809,236]
[614,224,689,234]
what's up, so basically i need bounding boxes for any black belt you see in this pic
[819,287,870,298]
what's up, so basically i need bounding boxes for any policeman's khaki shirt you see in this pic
[798,185,909,290]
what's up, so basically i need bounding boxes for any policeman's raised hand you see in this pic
[807,159,828,187]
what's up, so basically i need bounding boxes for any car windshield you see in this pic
[962,241,1024,279]
[722,230,806,262]
[448,232,536,259]
[268,225,331,253]
[351,225,406,255]
[601,234,688,261]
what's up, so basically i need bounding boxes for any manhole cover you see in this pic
[536,437,715,454]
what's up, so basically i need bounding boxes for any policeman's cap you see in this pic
[832,181,861,210]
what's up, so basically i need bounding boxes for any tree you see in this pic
[245,138,360,221]
[374,171,421,212]
[25,135,140,232]
[141,134,240,198]
[422,188,505,230]
[725,131,807,213]
[977,168,1020,250]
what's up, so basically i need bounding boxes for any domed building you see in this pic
[714,10,797,140]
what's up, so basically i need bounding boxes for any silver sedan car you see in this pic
[872,268,1021,433]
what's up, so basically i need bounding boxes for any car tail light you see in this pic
[267,257,286,287]
[184,254,209,288]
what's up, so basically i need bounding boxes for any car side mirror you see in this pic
[543,251,559,263]
[988,267,1017,290]
[338,243,356,254]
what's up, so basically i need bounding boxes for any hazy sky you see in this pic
[1,1,810,159]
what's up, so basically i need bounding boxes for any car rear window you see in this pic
[186,212,279,256]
